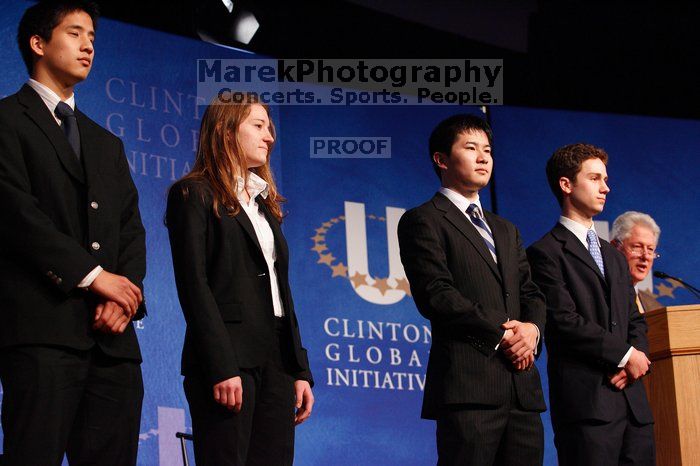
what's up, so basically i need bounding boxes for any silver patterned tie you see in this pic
[586,229,606,277]
[466,204,497,263]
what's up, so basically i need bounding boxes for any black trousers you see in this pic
[553,394,655,466]
[184,319,297,466]
[0,345,143,466]
[435,383,544,466]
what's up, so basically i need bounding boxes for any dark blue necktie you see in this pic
[54,102,81,160]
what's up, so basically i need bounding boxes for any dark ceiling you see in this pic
[93,0,699,120]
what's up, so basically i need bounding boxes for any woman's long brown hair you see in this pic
[180,92,285,222]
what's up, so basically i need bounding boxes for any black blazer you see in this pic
[398,193,546,419]
[166,178,312,387]
[0,84,146,360]
[527,223,653,424]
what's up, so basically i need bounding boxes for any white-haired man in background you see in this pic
[611,211,662,313]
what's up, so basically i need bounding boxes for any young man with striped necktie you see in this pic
[398,114,546,466]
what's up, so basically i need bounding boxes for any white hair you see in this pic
[611,211,661,243]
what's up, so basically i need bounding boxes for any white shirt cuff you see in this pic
[495,330,506,350]
[78,266,103,288]
[494,323,541,352]
[618,346,634,368]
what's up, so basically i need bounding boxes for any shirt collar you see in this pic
[27,79,75,115]
[559,215,600,248]
[236,171,269,200]
[439,187,483,216]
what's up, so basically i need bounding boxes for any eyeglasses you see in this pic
[624,244,660,260]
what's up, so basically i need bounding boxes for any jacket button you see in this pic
[56,278,63,285]
[611,321,617,326]
[505,292,511,298]
[90,201,99,210]
[91,242,101,251]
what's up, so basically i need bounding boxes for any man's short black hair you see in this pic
[428,114,493,180]
[17,0,99,75]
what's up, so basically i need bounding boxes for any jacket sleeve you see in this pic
[166,183,240,386]
[284,286,314,386]
[398,209,504,355]
[513,227,546,355]
[114,139,148,320]
[0,113,98,293]
[294,348,314,387]
[527,244,631,368]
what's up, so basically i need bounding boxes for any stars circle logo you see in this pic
[311,202,411,305]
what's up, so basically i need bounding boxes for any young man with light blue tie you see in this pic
[527,143,655,466]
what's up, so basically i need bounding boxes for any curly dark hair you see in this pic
[546,143,609,206]
[17,0,100,74]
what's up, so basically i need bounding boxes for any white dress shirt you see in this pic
[441,187,498,263]
[558,216,633,368]
[27,79,103,288]
[237,172,285,317]
[439,187,485,219]
[439,187,540,351]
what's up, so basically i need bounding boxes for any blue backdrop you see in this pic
[1,4,698,465]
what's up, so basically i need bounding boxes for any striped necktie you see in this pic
[466,203,497,263]
[586,229,606,277]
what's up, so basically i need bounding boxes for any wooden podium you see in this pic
[643,305,700,466]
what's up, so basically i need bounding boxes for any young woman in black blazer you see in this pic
[166,93,314,466]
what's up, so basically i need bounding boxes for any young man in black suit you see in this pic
[527,144,655,465]
[0,2,147,465]
[398,114,546,466]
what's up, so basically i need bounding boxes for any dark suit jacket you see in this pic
[398,193,547,419]
[527,223,653,425]
[166,178,312,387]
[0,84,146,361]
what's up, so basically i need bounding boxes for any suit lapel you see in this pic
[485,211,510,278]
[17,84,85,184]
[233,205,264,257]
[600,240,617,292]
[258,199,288,267]
[258,199,292,313]
[75,109,100,187]
[553,223,607,283]
[434,194,501,282]
[232,196,287,269]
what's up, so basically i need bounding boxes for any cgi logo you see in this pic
[312,201,409,306]
[310,137,391,159]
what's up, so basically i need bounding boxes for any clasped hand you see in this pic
[89,270,142,317]
[499,320,538,371]
[93,300,133,334]
[608,347,651,390]
[89,270,142,334]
